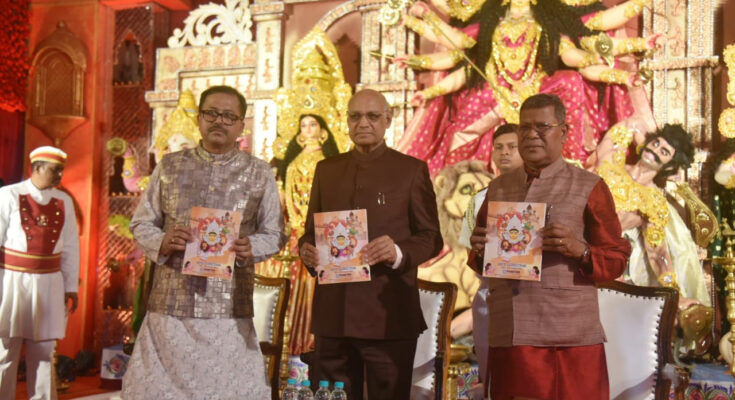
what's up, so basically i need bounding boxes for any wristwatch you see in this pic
[579,245,591,263]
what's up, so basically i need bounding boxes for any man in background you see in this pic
[0,146,79,400]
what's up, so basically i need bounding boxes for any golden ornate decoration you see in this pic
[622,0,651,19]
[378,0,410,26]
[657,271,680,291]
[406,54,434,70]
[285,150,325,236]
[674,183,720,248]
[614,37,648,56]
[599,69,630,85]
[106,137,127,157]
[719,45,735,138]
[597,125,669,247]
[560,0,600,4]
[403,15,427,36]
[447,0,486,22]
[577,51,602,69]
[485,15,545,123]
[501,0,536,6]
[725,45,735,106]
[594,32,614,67]
[423,83,450,100]
[712,220,735,375]
[718,108,735,139]
[152,90,201,158]
[584,11,605,31]
[273,28,351,159]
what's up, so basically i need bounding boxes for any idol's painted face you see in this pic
[299,115,321,142]
[641,137,675,170]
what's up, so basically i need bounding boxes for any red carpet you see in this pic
[14,375,118,399]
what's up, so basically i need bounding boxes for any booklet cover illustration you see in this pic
[483,201,546,281]
[182,207,242,280]
[314,209,371,284]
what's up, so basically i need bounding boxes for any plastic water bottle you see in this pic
[331,381,347,400]
[298,380,314,400]
[283,378,299,400]
[314,380,331,400]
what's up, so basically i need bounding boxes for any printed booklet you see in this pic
[483,201,546,281]
[314,209,371,284]
[182,207,242,280]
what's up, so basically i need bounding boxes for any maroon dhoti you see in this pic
[488,344,608,400]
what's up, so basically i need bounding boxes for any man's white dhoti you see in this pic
[122,312,271,400]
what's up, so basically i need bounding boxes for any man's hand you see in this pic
[233,237,253,264]
[159,226,192,256]
[540,222,588,260]
[65,292,78,314]
[469,226,489,254]
[362,235,397,265]
[299,243,320,267]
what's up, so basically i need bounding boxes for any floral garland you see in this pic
[0,0,29,112]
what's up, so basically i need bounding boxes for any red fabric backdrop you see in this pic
[0,110,25,185]
[0,0,29,113]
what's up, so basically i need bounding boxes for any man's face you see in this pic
[640,136,675,171]
[198,92,244,153]
[347,91,392,152]
[518,105,567,169]
[492,132,523,175]
[33,162,64,189]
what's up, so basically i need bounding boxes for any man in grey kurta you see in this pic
[122,86,286,399]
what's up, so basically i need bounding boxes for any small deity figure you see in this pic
[325,221,358,262]
[497,211,532,260]
[260,28,352,355]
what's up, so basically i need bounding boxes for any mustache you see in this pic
[208,125,226,133]
[642,148,661,164]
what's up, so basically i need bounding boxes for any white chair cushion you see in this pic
[253,284,280,343]
[412,288,446,396]
[598,287,665,400]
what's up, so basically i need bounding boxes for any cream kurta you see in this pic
[625,201,711,305]
[0,180,79,340]
[123,145,286,399]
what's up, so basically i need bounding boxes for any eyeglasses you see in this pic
[518,122,565,136]
[347,112,385,123]
[200,109,243,126]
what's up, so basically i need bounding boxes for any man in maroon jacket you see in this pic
[299,89,443,400]
[468,94,632,400]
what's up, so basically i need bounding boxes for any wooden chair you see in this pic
[598,281,687,400]
[253,274,290,400]
[411,279,458,400]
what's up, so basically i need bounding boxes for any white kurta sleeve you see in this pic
[0,188,10,248]
[130,165,169,265]
[60,194,80,293]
